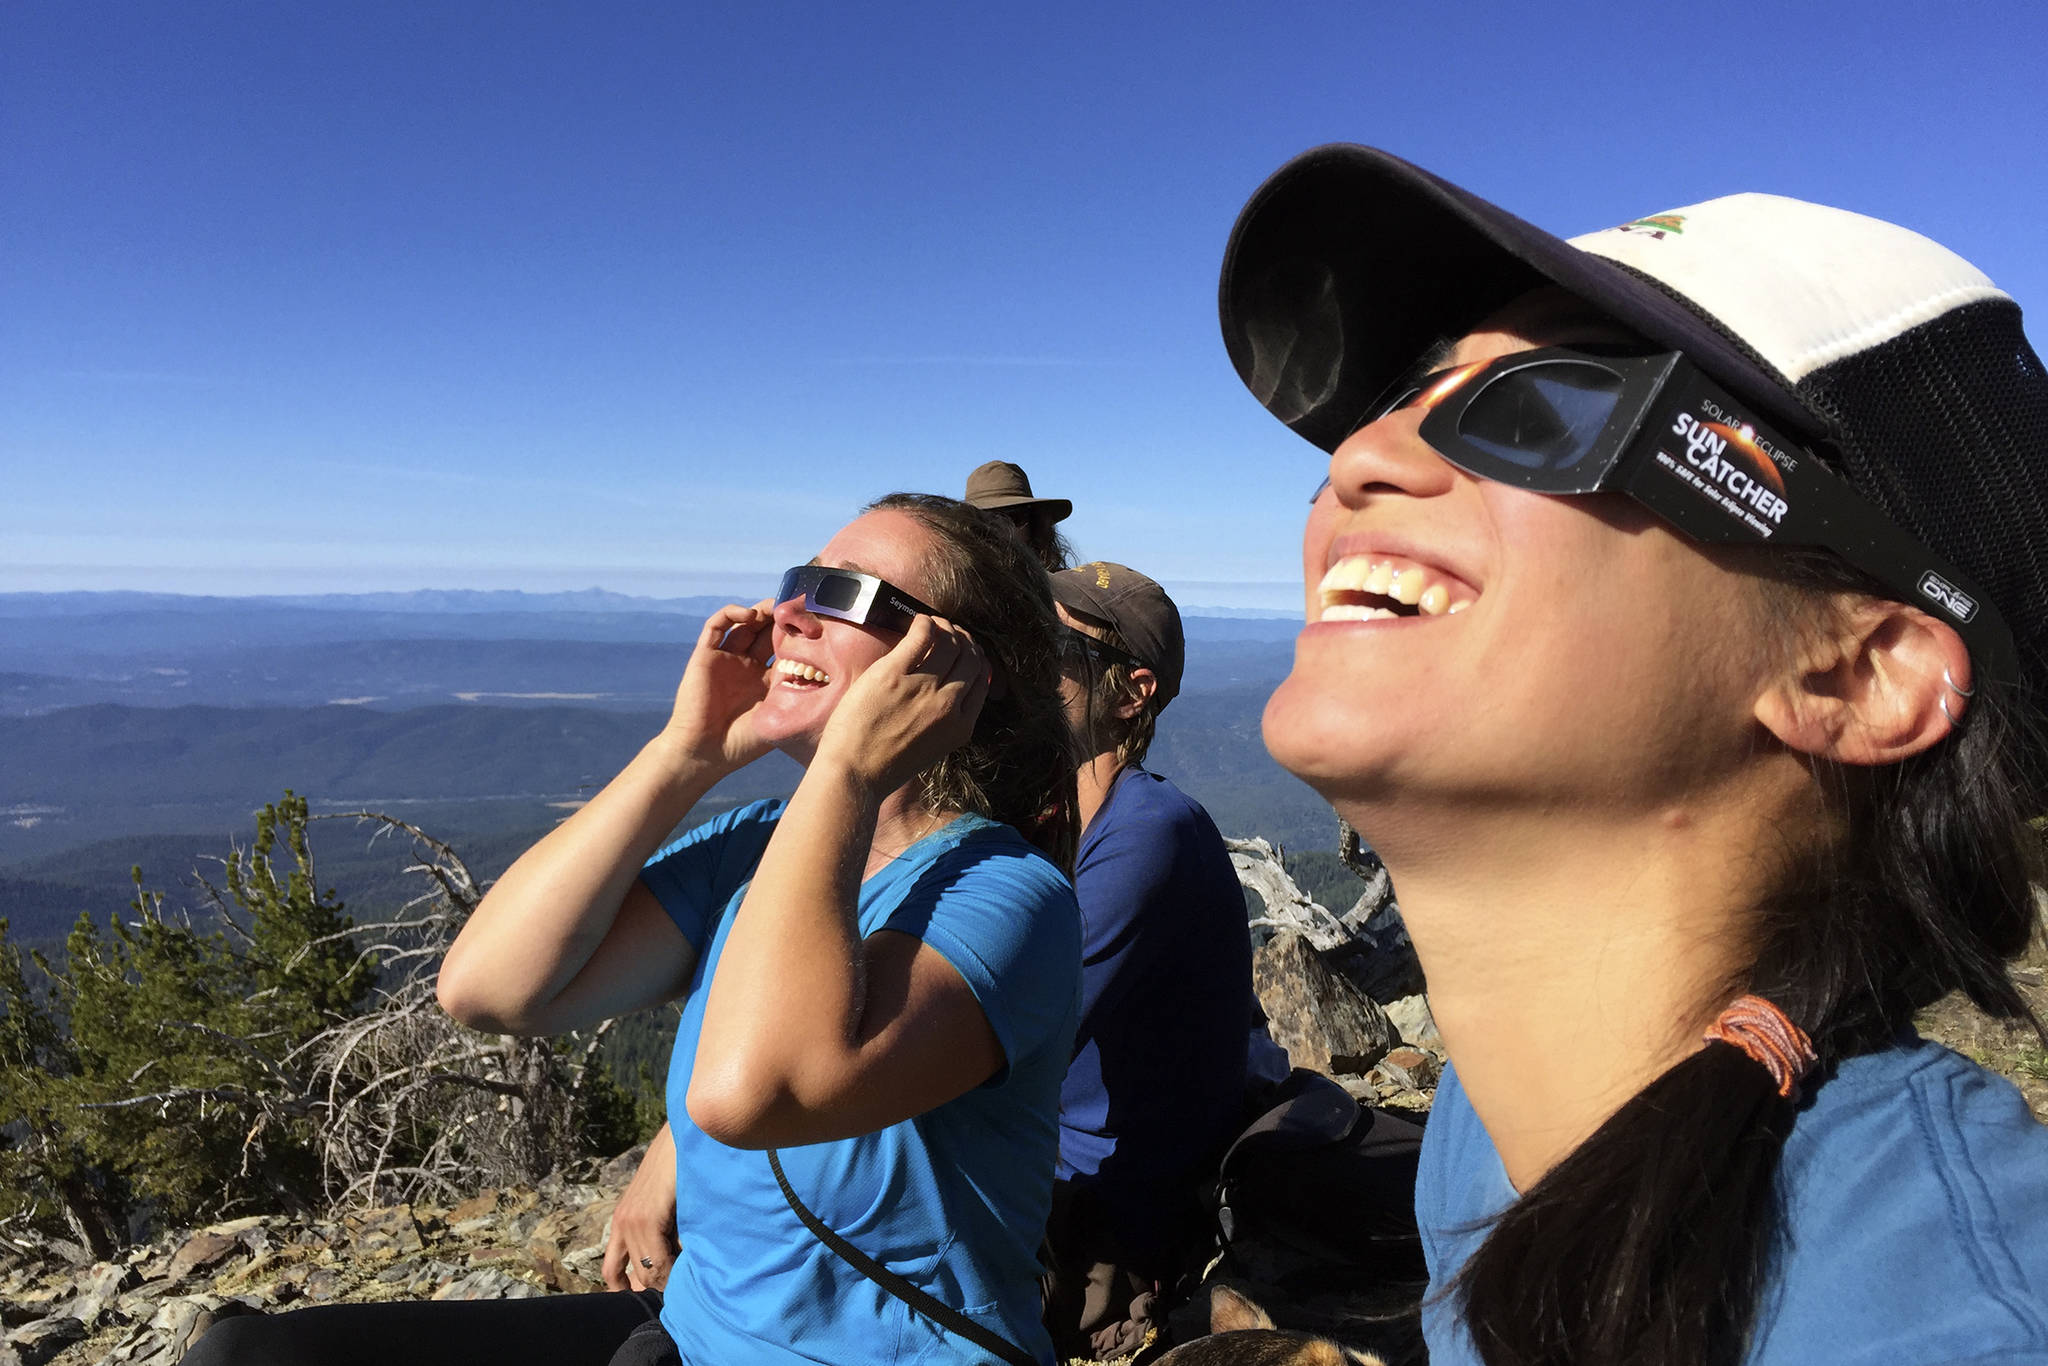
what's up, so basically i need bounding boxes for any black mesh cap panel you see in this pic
[1796,299,2048,698]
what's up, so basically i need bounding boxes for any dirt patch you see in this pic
[1914,912,2048,1123]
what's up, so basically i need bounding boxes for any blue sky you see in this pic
[6,1,2045,611]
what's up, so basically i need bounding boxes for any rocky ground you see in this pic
[2,968,1441,1366]
[8,909,2041,1366]
[2,1147,639,1366]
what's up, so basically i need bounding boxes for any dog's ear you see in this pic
[1207,1284,1277,1334]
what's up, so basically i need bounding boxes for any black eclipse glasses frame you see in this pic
[1339,344,2018,689]
[775,565,937,636]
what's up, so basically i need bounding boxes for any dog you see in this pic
[1150,1285,1386,1366]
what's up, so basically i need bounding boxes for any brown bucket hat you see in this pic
[963,460,1073,521]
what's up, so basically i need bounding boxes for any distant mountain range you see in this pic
[0,591,1334,946]
[0,588,737,617]
[0,589,1298,621]
[0,591,1300,716]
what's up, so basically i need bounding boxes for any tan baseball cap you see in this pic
[1049,561,1185,707]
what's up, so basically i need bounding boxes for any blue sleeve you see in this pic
[637,799,786,951]
[876,838,1080,1084]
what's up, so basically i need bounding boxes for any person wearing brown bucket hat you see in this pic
[1220,146,2048,1366]
[1037,562,1256,1360]
[965,460,1075,571]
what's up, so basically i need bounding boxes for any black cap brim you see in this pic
[1217,144,1819,453]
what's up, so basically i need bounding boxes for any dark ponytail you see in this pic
[1456,561,2047,1366]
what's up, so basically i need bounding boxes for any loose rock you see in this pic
[1254,930,1399,1076]
[163,1233,242,1284]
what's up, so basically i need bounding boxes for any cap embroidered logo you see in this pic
[1615,214,1688,240]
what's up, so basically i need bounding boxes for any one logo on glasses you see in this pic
[1918,571,1979,623]
[1671,411,1790,524]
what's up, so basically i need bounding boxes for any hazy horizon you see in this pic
[0,578,1306,616]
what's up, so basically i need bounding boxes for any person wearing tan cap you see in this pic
[1038,561,1254,1360]
[963,460,1074,571]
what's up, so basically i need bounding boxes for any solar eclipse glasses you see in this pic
[776,565,936,636]
[1354,344,2018,688]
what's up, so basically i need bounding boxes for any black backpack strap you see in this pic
[767,1148,1038,1366]
[1219,1069,1361,1170]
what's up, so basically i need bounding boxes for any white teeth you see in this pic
[1319,604,1407,624]
[775,658,831,684]
[1316,559,1370,595]
[1316,554,1475,618]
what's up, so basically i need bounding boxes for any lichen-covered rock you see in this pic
[1254,930,1398,1076]
[431,1268,544,1301]
[5,1315,86,1366]
[526,1198,615,1259]
[446,1190,503,1225]
[345,1205,424,1259]
[163,1232,243,1284]
[599,1143,651,1191]
[1381,994,1440,1051]
[54,1260,137,1328]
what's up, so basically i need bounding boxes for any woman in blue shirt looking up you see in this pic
[433,492,1082,1366]
[1216,146,2048,1366]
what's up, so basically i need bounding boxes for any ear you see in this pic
[1207,1284,1275,1334]
[1753,599,1970,766]
[1114,668,1158,721]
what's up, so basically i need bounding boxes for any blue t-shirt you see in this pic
[1058,767,1251,1264]
[639,799,1082,1365]
[1416,1036,2048,1364]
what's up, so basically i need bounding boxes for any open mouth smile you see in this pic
[1315,555,1477,623]
[774,658,833,688]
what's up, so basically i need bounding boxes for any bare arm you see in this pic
[437,603,776,1034]
[686,615,1006,1149]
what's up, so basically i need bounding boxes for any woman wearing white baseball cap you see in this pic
[1221,145,2048,1365]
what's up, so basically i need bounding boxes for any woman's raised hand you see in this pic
[664,601,778,771]
[815,613,990,794]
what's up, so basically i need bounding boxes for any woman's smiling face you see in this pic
[752,508,938,761]
[1262,290,1781,820]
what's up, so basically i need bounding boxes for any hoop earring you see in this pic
[1943,666,1975,700]
[1940,693,1962,726]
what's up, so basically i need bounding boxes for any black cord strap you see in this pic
[766,1148,1037,1366]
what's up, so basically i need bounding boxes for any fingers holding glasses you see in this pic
[668,601,780,770]
[905,615,991,698]
[820,614,988,789]
[700,599,776,663]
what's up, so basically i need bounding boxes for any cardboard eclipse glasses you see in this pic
[1338,344,2018,689]
[776,565,937,636]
